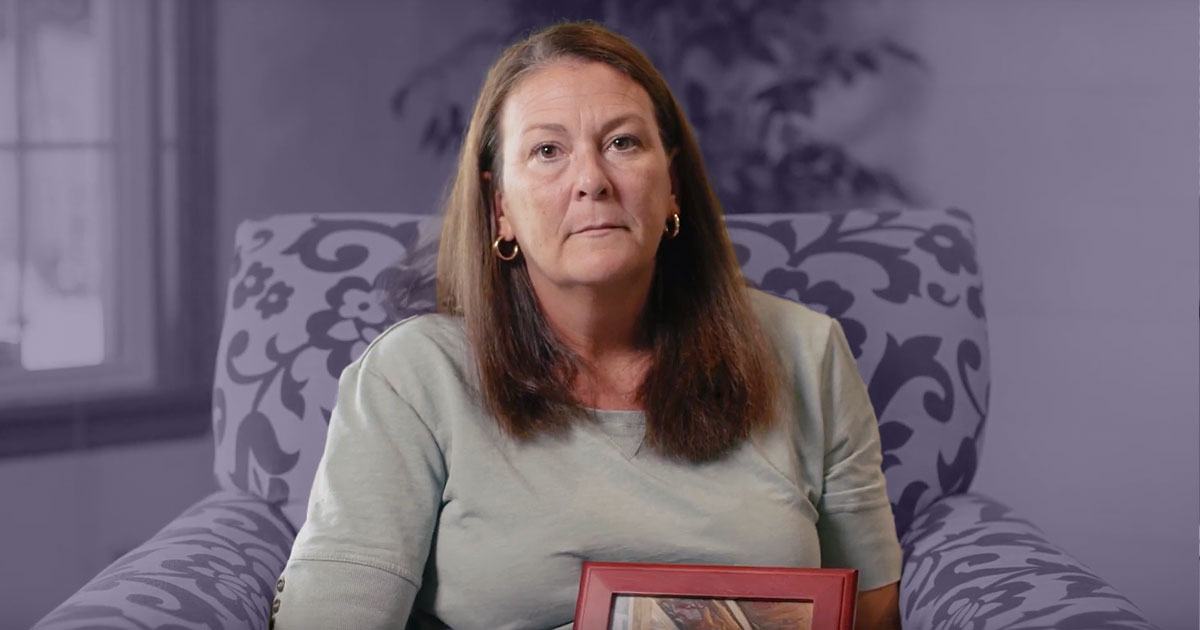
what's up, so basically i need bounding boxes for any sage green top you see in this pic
[273,288,902,630]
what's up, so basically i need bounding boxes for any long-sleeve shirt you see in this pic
[271,288,903,629]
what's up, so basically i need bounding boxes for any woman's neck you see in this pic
[528,269,655,410]
[531,273,653,364]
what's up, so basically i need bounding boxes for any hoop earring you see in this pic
[492,237,519,261]
[663,213,681,239]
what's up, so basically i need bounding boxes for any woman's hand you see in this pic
[856,581,901,630]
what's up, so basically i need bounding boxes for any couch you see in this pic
[31,208,1159,629]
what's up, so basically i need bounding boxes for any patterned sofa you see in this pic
[32,208,1158,630]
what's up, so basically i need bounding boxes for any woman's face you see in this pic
[491,59,678,295]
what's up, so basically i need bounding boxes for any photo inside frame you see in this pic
[608,595,815,630]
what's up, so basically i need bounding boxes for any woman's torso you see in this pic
[375,294,829,630]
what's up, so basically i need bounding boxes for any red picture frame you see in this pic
[574,562,858,630]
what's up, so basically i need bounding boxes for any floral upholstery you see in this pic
[209,215,442,531]
[728,210,990,540]
[33,490,294,630]
[32,208,1159,629]
[900,493,1158,629]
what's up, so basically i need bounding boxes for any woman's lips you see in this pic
[575,224,624,235]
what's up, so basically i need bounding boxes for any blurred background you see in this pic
[0,0,1195,628]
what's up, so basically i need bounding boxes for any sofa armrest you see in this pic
[31,489,295,630]
[899,492,1157,629]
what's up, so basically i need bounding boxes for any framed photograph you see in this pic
[573,562,858,630]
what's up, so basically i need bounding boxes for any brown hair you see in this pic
[436,21,782,463]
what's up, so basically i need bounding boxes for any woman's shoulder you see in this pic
[745,286,839,355]
[352,312,472,390]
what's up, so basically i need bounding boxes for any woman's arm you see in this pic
[814,317,904,627]
[272,361,446,628]
[856,581,901,630]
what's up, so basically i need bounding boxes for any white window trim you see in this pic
[0,1,164,409]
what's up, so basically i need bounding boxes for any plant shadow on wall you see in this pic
[391,0,927,214]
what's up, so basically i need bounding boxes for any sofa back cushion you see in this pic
[212,209,989,538]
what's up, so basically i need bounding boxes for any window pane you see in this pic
[20,147,109,370]
[20,0,113,143]
[0,1,15,143]
[0,151,17,368]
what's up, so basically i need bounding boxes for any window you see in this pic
[0,0,214,456]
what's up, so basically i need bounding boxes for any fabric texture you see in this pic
[31,490,295,630]
[273,290,903,629]
[899,492,1159,630]
[30,208,1160,630]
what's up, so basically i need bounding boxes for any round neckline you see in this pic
[584,407,646,424]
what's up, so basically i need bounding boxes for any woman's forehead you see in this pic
[502,61,655,132]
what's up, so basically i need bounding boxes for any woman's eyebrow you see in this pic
[597,114,646,136]
[520,122,570,137]
[519,114,647,138]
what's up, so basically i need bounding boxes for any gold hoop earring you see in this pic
[664,213,681,239]
[492,237,519,261]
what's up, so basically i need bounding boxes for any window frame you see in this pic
[0,0,216,458]
[0,0,157,405]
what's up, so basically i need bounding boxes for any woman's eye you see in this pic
[535,144,559,159]
[611,135,639,151]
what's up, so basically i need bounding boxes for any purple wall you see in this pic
[903,4,1198,627]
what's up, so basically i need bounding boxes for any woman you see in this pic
[272,21,902,630]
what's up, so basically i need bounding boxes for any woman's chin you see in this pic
[561,258,652,290]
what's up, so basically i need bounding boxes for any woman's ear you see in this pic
[482,171,512,240]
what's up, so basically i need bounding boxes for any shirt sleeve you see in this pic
[815,317,903,592]
[272,360,446,629]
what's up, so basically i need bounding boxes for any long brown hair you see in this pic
[437,21,782,463]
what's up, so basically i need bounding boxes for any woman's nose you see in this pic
[574,150,611,201]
